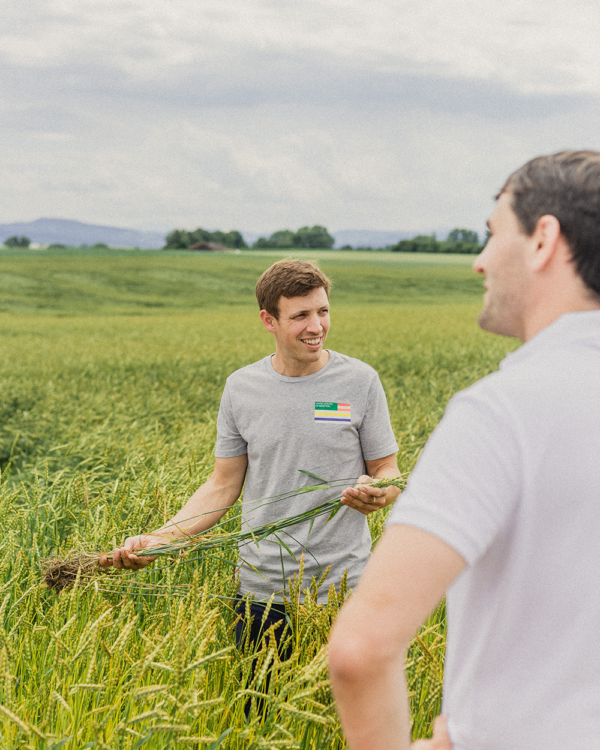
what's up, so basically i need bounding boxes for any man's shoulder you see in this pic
[328,351,378,379]
[447,338,575,419]
[225,356,270,385]
[467,312,600,404]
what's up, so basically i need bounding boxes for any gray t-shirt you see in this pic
[216,350,398,602]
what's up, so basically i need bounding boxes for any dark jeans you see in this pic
[234,598,292,716]
[234,598,292,658]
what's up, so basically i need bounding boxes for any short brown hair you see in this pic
[499,150,600,298]
[255,259,332,318]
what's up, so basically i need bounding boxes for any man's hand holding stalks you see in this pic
[341,474,402,516]
[99,534,165,570]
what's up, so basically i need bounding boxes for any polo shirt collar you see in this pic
[500,309,600,370]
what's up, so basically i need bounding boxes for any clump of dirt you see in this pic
[42,553,104,593]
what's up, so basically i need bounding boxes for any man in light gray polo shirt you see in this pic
[102,259,399,649]
[329,151,600,750]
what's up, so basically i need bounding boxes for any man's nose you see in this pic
[306,314,323,331]
[473,251,485,275]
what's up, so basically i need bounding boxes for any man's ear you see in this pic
[530,214,562,272]
[260,309,277,333]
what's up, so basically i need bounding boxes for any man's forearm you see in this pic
[152,479,237,539]
[334,661,411,750]
[152,454,248,540]
[329,526,465,750]
[330,607,412,749]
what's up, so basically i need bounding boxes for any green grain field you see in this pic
[0,249,518,748]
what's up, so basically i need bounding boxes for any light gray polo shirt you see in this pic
[216,350,398,602]
[389,311,600,750]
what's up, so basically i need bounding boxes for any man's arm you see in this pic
[341,453,401,515]
[328,524,466,750]
[99,454,248,571]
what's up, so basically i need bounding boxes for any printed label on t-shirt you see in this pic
[314,401,351,422]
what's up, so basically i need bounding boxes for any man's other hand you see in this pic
[98,534,164,571]
[412,716,453,749]
[341,474,391,515]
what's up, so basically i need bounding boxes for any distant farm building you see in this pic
[187,241,232,252]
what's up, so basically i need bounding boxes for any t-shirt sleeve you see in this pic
[215,381,248,458]
[358,373,399,461]
[387,389,521,565]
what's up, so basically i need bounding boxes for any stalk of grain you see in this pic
[41,475,405,594]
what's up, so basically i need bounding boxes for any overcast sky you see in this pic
[2,0,599,236]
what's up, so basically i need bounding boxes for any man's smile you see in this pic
[301,336,323,347]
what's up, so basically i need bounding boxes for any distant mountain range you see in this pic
[0,218,166,249]
[0,218,453,250]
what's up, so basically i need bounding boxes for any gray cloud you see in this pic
[2,44,594,123]
[1,0,600,233]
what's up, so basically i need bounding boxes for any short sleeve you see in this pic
[358,374,399,461]
[387,389,521,565]
[215,381,248,458]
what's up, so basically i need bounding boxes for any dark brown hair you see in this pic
[255,259,332,318]
[500,150,600,297]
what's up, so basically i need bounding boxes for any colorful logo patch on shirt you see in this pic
[314,401,351,422]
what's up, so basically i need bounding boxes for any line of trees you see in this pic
[4,227,483,253]
[4,236,31,248]
[165,228,248,249]
[391,229,483,254]
[164,225,336,250]
[253,226,335,249]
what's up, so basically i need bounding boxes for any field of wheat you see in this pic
[0,250,517,748]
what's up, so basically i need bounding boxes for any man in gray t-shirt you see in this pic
[101,259,399,623]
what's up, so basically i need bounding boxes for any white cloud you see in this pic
[3,0,600,92]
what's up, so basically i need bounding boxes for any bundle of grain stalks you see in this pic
[41,474,405,594]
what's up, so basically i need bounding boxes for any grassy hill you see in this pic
[0,249,482,314]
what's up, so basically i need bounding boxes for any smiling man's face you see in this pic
[260,286,330,376]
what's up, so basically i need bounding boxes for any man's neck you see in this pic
[271,350,330,377]
[521,286,600,342]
